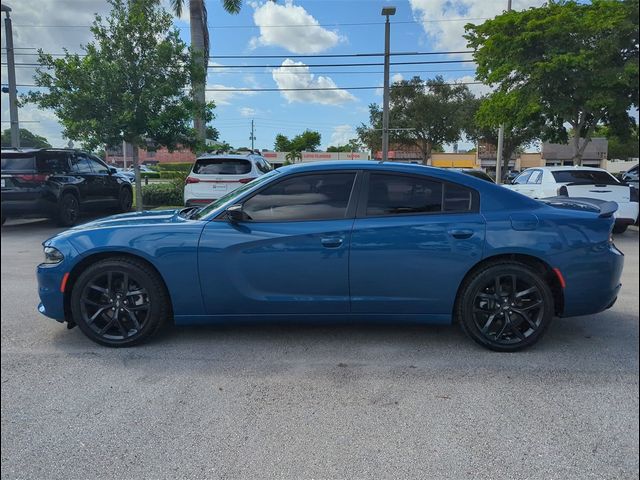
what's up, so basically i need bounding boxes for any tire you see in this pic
[56,193,80,227]
[117,187,133,213]
[456,262,554,352]
[612,224,628,234]
[70,257,170,347]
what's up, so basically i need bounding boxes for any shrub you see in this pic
[155,162,193,173]
[141,182,183,206]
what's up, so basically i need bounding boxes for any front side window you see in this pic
[528,170,543,184]
[70,155,93,174]
[243,172,356,221]
[513,170,532,184]
[88,156,109,174]
[256,158,272,174]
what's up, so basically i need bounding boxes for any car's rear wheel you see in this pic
[117,187,133,213]
[56,193,79,227]
[612,224,628,234]
[456,262,554,352]
[70,257,170,347]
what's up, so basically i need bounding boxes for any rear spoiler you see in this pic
[540,197,619,218]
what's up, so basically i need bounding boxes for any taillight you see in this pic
[238,177,256,184]
[15,174,49,183]
[185,176,200,184]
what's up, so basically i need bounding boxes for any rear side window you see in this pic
[366,173,477,216]
[1,154,36,171]
[193,158,251,175]
[70,155,94,174]
[243,173,356,221]
[36,152,69,173]
[552,170,620,185]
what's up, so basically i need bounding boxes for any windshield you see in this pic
[192,169,280,220]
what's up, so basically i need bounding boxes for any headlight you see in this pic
[43,246,64,264]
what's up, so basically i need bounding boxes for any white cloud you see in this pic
[392,73,404,84]
[455,75,494,97]
[205,83,256,106]
[409,0,545,51]
[239,107,257,117]
[329,125,356,147]
[1,99,68,147]
[250,1,343,53]
[272,59,356,105]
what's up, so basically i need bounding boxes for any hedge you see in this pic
[155,162,193,173]
[141,183,183,206]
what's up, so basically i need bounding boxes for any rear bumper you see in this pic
[1,196,58,216]
[558,243,624,318]
[615,202,639,223]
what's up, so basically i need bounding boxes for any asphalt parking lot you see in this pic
[1,218,638,480]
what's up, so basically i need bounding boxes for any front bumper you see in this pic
[37,264,67,321]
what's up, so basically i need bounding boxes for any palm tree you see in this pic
[170,1,242,148]
[285,150,302,164]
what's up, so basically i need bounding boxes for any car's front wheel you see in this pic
[456,262,554,352]
[117,187,133,213]
[70,257,170,347]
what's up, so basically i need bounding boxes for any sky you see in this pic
[1,0,548,152]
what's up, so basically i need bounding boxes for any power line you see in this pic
[2,50,474,59]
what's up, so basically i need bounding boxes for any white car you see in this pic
[184,153,273,207]
[505,166,639,233]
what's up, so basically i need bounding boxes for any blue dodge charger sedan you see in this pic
[37,161,624,351]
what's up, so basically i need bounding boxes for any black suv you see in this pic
[1,148,133,226]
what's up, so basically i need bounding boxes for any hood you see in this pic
[69,209,183,230]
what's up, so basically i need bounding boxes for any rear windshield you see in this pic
[552,170,620,185]
[1,154,36,172]
[193,158,251,175]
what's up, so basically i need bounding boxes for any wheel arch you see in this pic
[59,185,81,203]
[453,253,564,318]
[63,251,174,323]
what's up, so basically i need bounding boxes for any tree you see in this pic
[285,150,302,164]
[594,125,639,160]
[1,129,51,148]
[465,0,639,165]
[327,138,364,152]
[468,95,540,176]
[273,130,322,152]
[359,76,473,164]
[170,0,244,147]
[25,0,213,211]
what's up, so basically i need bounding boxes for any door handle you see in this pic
[321,237,344,248]
[448,229,474,239]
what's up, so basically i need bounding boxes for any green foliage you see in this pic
[141,182,183,206]
[326,138,364,152]
[358,76,473,164]
[594,125,639,160]
[1,128,51,148]
[465,0,639,164]
[24,0,214,153]
[285,151,302,163]
[274,130,322,152]
[155,162,194,173]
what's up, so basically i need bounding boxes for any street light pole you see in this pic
[495,0,512,184]
[2,4,20,148]
[381,6,396,163]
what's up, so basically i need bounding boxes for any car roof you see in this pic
[196,153,265,161]
[525,166,608,172]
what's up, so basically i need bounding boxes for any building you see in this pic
[105,144,196,167]
[262,151,370,167]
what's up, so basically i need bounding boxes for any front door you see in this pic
[198,171,359,315]
[349,172,486,317]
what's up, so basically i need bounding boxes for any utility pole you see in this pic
[381,6,396,162]
[2,4,20,148]
[250,119,256,150]
[495,0,512,184]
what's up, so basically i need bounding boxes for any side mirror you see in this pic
[225,204,247,222]
[109,167,118,174]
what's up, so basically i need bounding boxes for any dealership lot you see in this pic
[1,219,638,480]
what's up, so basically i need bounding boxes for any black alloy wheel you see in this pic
[57,193,79,227]
[457,262,554,352]
[70,257,169,347]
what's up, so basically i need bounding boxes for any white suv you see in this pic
[184,153,272,207]
[504,166,639,233]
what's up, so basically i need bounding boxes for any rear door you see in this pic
[349,172,485,317]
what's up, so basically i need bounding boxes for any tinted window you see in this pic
[443,183,473,212]
[70,155,93,174]
[194,158,251,175]
[551,170,620,185]
[1,154,36,171]
[36,152,69,173]
[367,174,442,215]
[463,170,494,183]
[513,171,532,184]
[528,170,543,184]
[88,156,109,174]
[243,173,356,221]
[256,158,272,174]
